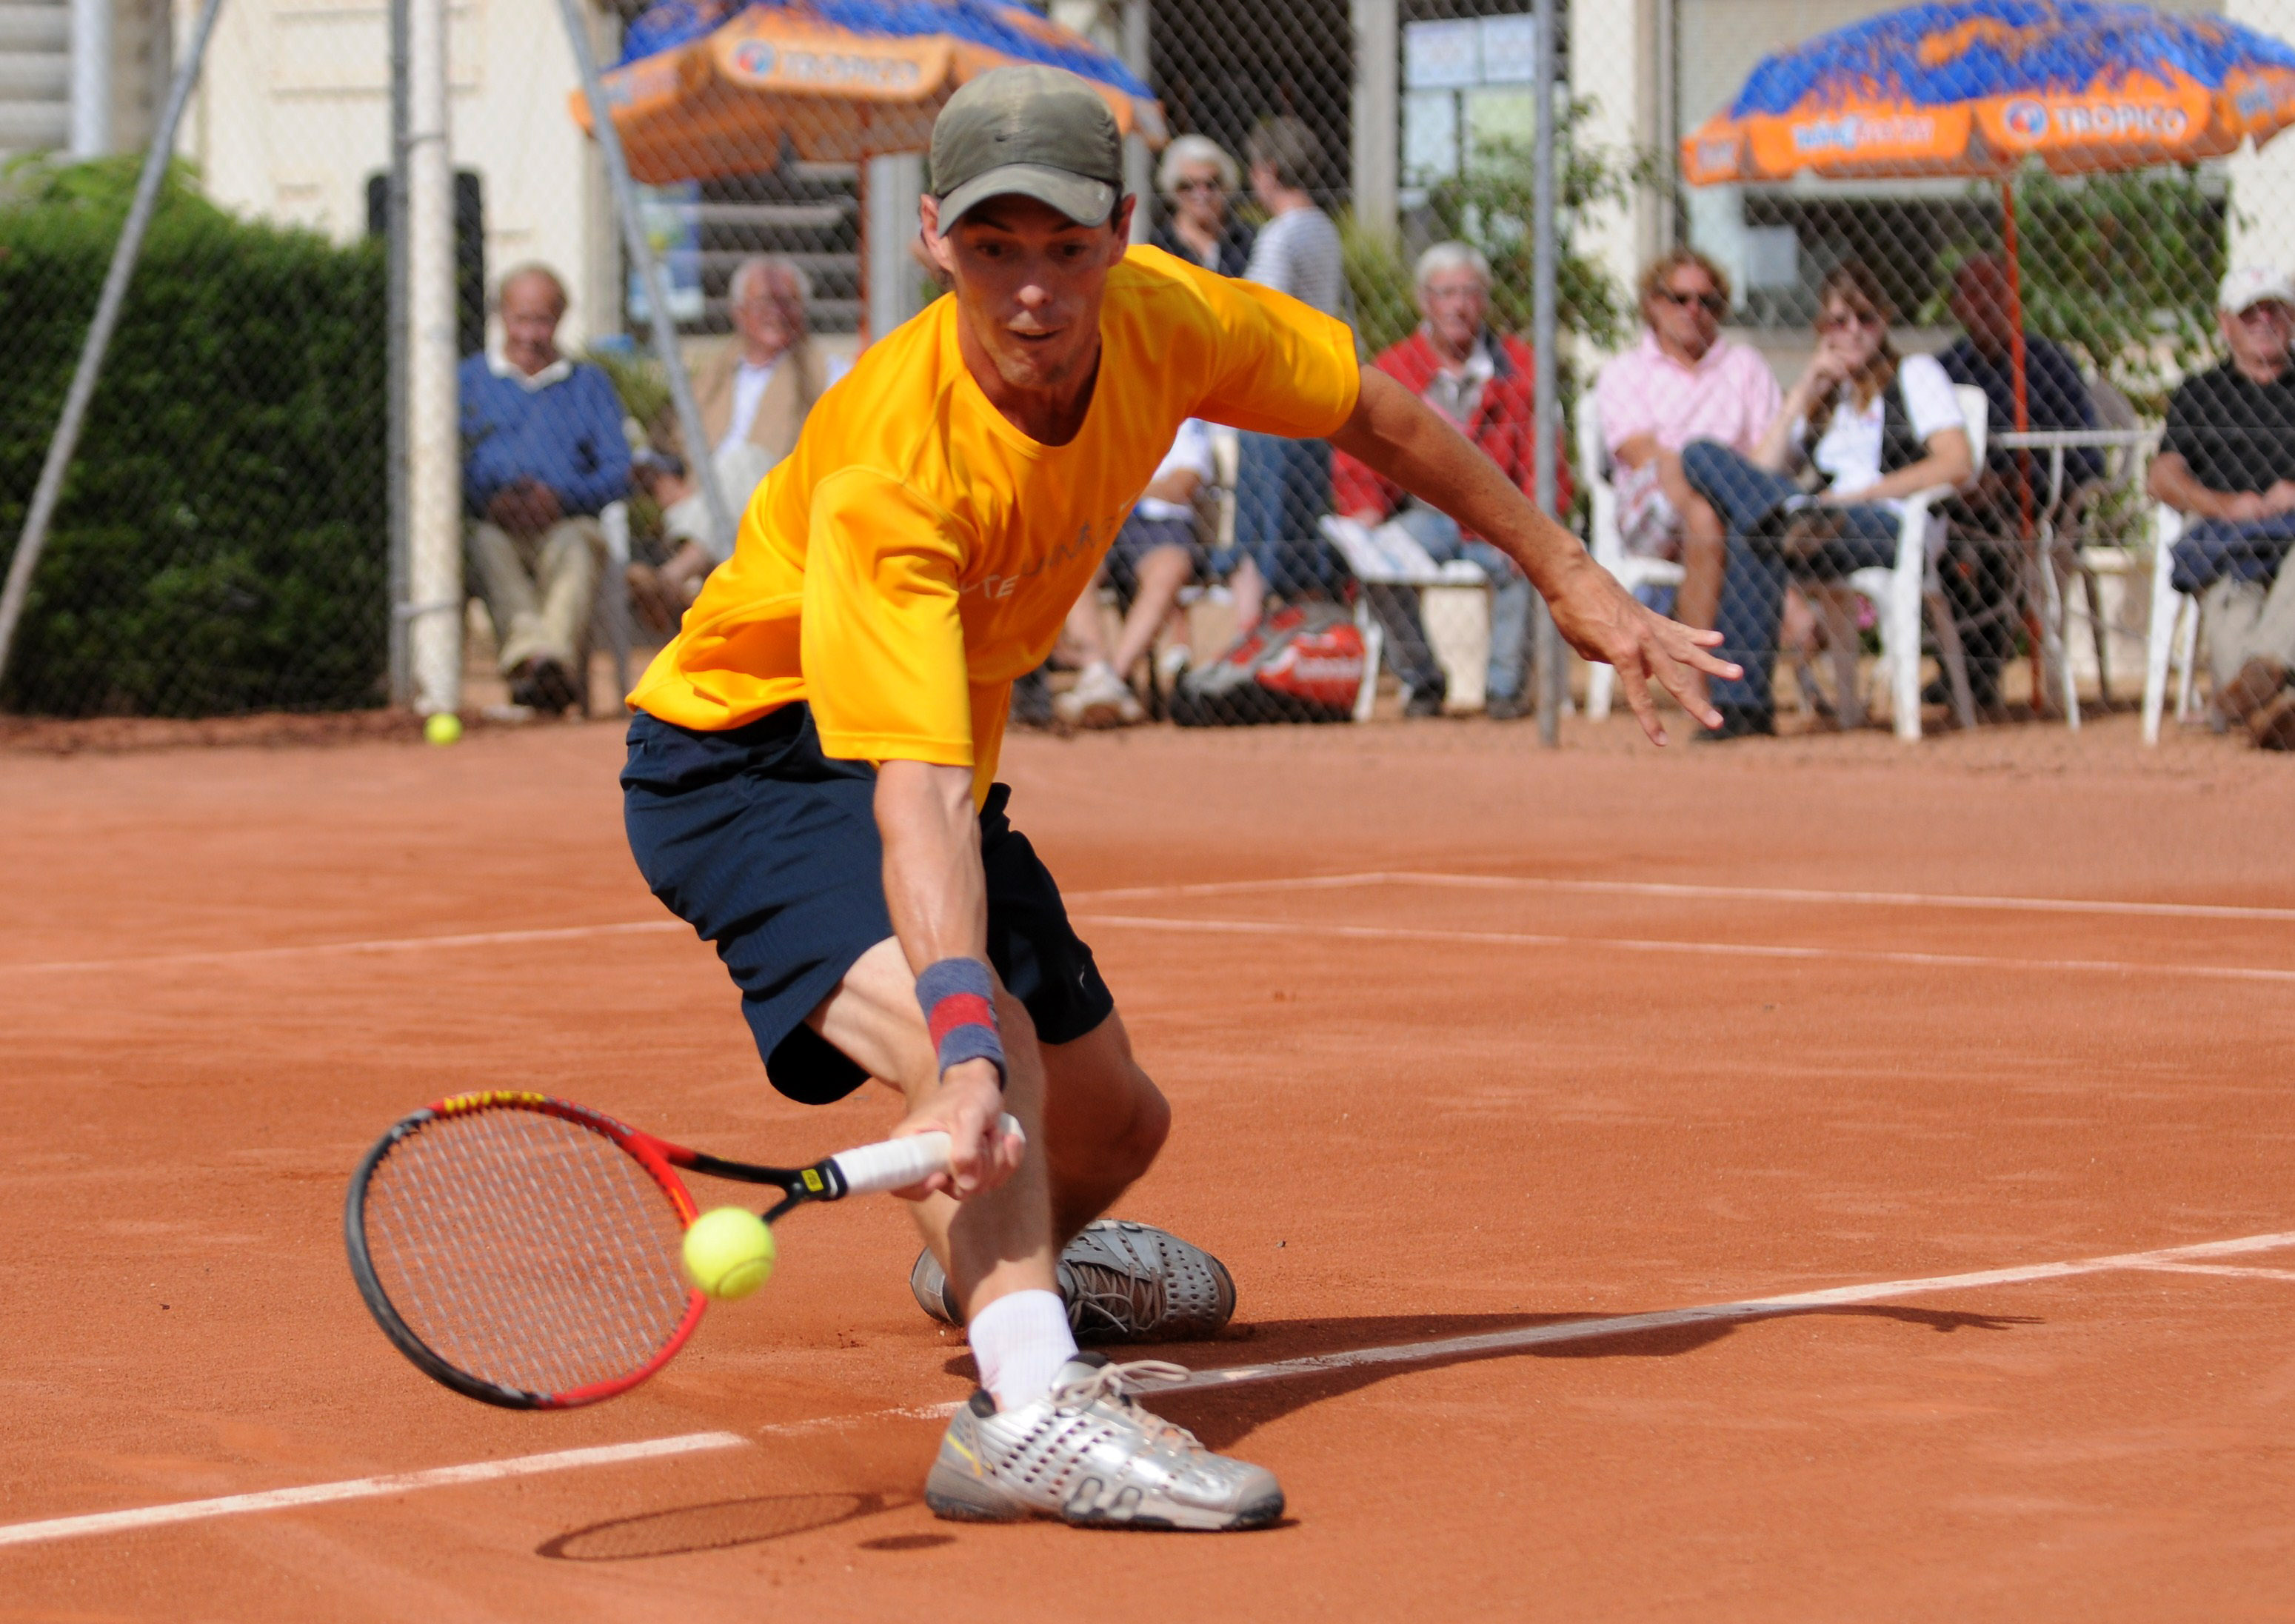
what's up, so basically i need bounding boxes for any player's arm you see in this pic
[1329,366,1738,744]
[874,761,1021,1200]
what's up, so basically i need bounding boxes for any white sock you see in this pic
[968,1289,1077,1412]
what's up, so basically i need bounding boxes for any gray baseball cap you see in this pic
[930,65,1123,229]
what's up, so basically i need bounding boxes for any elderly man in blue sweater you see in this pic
[460,264,629,713]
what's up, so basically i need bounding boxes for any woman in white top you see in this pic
[1678,261,1971,737]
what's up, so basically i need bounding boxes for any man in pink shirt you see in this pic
[1592,250,1780,592]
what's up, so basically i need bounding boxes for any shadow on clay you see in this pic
[537,1488,914,1561]
[944,1303,2037,1451]
[538,1303,2035,1555]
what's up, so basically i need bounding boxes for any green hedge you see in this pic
[0,158,387,717]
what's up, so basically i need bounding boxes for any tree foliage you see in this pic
[1925,161,2227,416]
[1343,96,1657,359]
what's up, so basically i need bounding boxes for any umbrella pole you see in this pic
[2002,177,2045,712]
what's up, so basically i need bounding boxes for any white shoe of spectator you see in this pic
[1157,644,1192,687]
[1056,662,1145,728]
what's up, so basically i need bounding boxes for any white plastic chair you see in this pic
[1319,514,1490,721]
[2034,379,2150,729]
[2141,504,2203,745]
[1577,396,1686,723]
[1805,383,1989,739]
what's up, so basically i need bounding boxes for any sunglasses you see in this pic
[1172,178,1226,196]
[1657,287,1727,315]
[1817,308,1885,333]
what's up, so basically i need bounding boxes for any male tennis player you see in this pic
[622,66,1732,1531]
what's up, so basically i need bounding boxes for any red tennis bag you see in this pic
[1169,603,1363,726]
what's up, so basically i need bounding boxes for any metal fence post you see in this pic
[406,0,461,718]
[1531,0,1563,746]
[387,0,412,708]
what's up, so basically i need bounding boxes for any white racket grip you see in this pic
[829,1113,1024,1197]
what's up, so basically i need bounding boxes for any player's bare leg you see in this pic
[809,938,1062,1319]
[815,938,1231,1343]
[812,939,1173,1244]
[812,935,1275,1530]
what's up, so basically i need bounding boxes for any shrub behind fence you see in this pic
[0,159,388,718]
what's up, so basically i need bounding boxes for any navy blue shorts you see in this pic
[621,704,1115,1106]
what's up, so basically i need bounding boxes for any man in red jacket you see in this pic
[1334,242,1571,718]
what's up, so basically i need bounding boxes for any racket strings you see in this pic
[362,1107,695,1399]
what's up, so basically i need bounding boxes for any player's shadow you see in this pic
[537,1489,912,1561]
[944,1303,2035,1453]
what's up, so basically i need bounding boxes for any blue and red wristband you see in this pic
[915,958,1006,1086]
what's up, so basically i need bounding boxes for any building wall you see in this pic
[173,0,618,350]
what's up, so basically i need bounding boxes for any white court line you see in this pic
[0,1431,746,1550]
[5,871,2284,980]
[2129,1263,2295,1283]
[4,869,2284,981]
[1166,1229,2295,1392]
[0,919,686,978]
[1068,869,2295,924]
[4,1229,2290,1551]
[1072,912,2295,986]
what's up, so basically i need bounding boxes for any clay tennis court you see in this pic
[3,710,2290,1620]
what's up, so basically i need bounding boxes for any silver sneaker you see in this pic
[909,1219,1237,1343]
[925,1354,1283,1531]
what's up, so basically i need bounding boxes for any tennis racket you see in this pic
[344,1090,1017,1411]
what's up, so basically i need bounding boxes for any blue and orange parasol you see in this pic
[1683,0,2295,432]
[573,0,1166,184]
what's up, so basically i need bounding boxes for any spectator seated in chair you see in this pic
[1592,249,1781,591]
[2148,264,2295,749]
[1592,249,1813,714]
[1677,261,1972,739]
[1935,253,2102,713]
[460,264,631,715]
[1332,242,1569,720]
[1055,418,1217,728]
[628,255,832,635]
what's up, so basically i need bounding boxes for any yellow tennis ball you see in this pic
[424,712,462,746]
[682,1206,775,1300]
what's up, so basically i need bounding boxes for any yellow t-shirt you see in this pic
[627,245,1361,803]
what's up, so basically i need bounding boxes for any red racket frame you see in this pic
[345,1091,805,1410]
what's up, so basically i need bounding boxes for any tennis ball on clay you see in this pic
[424,712,463,746]
[683,1206,775,1300]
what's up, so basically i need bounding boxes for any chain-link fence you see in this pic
[6,0,2294,744]
[0,56,390,721]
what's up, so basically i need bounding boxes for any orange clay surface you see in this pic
[1,709,2291,1622]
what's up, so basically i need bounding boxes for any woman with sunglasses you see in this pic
[1677,261,1971,738]
[1150,134,1255,277]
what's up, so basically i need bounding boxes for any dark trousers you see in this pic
[1229,432,1338,600]
[1679,440,1901,715]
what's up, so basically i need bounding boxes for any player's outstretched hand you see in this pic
[891,1060,1025,1200]
[1546,559,1740,746]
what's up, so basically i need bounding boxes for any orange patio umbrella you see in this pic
[1682,0,2295,438]
[572,0,1167,185]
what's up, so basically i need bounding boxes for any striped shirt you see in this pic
[1244,206,1346,321]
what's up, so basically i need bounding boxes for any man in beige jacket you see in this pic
[629,255,835,631]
